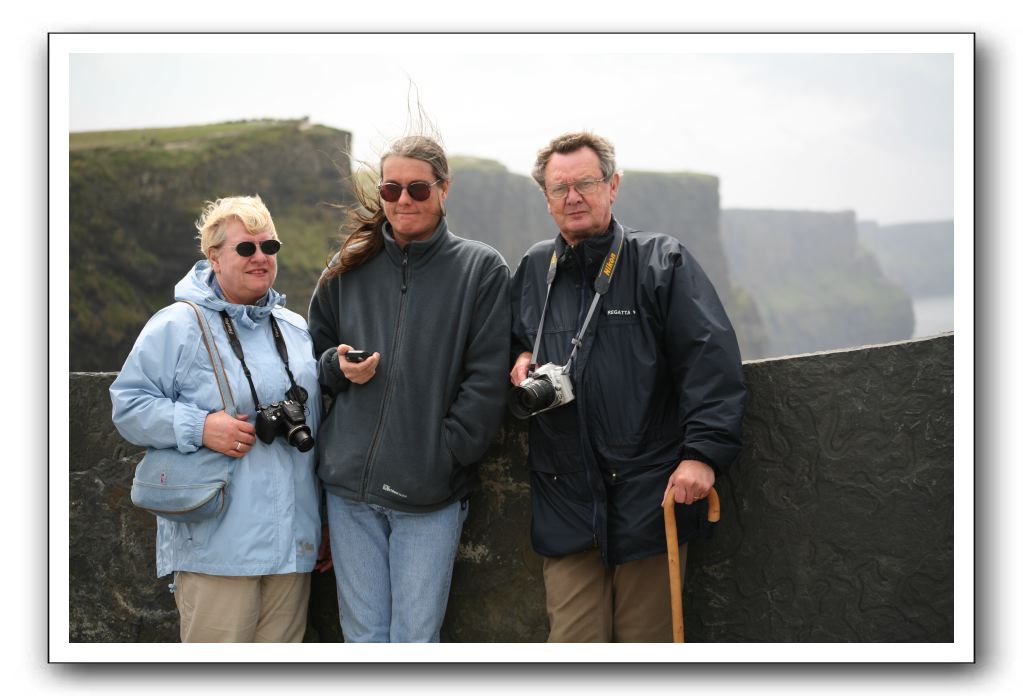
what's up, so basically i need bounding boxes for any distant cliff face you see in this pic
[721,209,914,357]
[612,172,771,360]
[72,128,768,370]
[858,219,954,299]
[69,120,352,372]
[70,122,924,371]
[447,163,729,295]
[445,159,769,360]
[444,157,557,264]
[613,171,729,302]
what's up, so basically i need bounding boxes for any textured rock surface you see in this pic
[443,420,546,642]
[685,334,954,641]
[67,334,953,642]
[69,373,177,641]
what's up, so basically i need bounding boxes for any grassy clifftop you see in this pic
[70,118,332,151]
[69,119,353,371]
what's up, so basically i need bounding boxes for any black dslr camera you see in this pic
[255,384,314,452]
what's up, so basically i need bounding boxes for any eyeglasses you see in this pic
[231,239,282,257]
[378,179,442,203]
[546,177,608,199]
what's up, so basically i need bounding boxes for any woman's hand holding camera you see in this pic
[202,410,257,458]
[338,344,380,384]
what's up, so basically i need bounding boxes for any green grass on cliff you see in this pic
[69,119,352,371]
[69,119,316,151]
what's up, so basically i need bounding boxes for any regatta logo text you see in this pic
[606,309,637,316]
[382,484,408,498]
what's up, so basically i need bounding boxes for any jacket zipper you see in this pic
[577,280,601,555]
[360,248,410,498]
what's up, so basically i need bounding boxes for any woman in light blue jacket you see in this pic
[110,195,322,642]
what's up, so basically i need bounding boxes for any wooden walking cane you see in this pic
[662,486,721,643]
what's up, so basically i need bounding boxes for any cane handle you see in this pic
[661,485,721,517]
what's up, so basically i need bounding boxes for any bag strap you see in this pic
[177,300,237,417]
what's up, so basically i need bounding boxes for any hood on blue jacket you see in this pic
[174,260,287,330]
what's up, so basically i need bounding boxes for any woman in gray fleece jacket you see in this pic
[308,135,510,643]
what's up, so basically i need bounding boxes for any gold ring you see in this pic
[235,441,242,451]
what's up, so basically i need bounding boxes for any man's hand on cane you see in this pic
[662,459,715,506]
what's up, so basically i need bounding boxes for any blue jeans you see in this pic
[325,493,468,642]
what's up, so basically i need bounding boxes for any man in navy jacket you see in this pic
[510,132,746,642]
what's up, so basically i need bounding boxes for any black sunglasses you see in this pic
[231,239,282,257]
[378,179,442,203]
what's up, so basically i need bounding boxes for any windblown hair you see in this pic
[323,135,450,281]
[531,131,618,192]
[195,195,278,258]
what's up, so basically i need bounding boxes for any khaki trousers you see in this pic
[542,545,687,642]
[173,571,311,643]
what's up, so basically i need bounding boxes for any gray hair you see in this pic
[381,135,450,184]
[531,131,617,191]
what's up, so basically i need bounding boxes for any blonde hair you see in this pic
[195,195,278,258]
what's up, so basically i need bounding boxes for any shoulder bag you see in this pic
[129,300,236,523]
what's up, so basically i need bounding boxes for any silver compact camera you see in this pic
[508,363,575,419]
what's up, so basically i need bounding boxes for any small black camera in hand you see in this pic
[255,384,315,452]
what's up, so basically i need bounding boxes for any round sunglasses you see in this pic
[230,239,282,257]
[378,179,442,203]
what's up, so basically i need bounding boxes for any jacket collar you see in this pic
[175,260,284,330]
[555,217,622,283]
[381,217,450,265]
[555,217,619,256]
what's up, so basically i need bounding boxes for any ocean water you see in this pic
[912,295,954,338]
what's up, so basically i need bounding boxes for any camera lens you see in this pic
[508,378,557,419]
[287,426,315,453]
[519,379,556,411]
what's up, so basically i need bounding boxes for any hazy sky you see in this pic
[68,37,956,226]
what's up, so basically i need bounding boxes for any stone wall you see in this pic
[68,334,953,642]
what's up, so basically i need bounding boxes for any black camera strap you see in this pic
[267,314,303,398]
[219,311,301,409]
[530,222,625,377]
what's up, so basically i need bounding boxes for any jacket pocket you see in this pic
[528,449,594,557]
[597,432,680,471]
[183,516,219,548]
[371,424,457,507]
[528,447,593,512]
